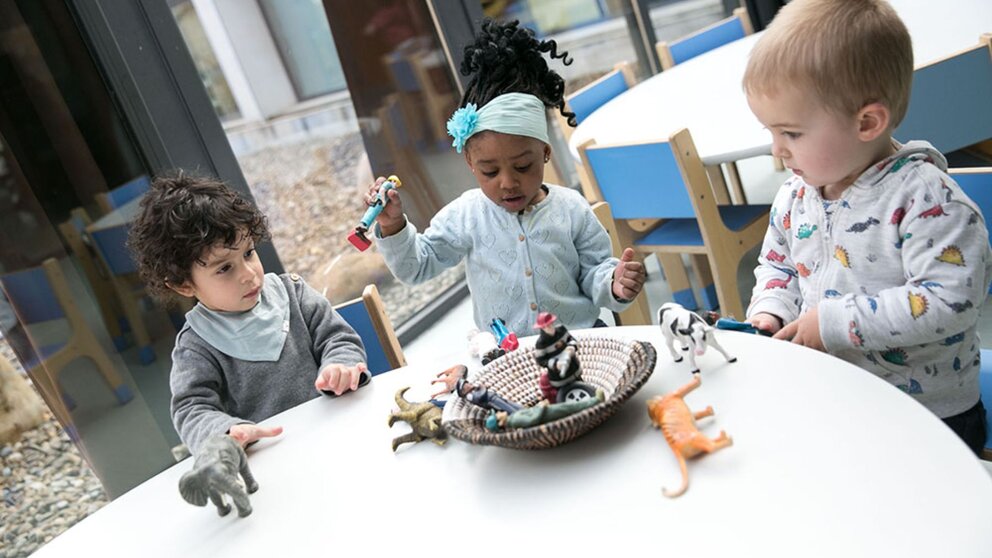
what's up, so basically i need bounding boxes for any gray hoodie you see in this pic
[748,141,992,417]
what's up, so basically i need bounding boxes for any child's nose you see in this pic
[771,139,789,160]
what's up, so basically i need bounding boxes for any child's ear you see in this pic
[543,144,552,163]
[857,102,892,141]
[167,280,196,299]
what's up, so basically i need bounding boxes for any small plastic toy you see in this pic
[485,389,605,431]
[489,318,519,351]
[388,387,446,451]
[533,312,597,403]
[178,434,258,517]
[657,302,736,374]
[647,374,732,498]
[715,317,772,336]
[467,327,506,365]
[348,175,402,251]
[432,364,523,413]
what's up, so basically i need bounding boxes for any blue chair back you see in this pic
[107,175,151,210]
[335,299,392,376]
[895,43,992,154]
[951,168,992,293]
[569,71,629,125]
[979,349,992,453]
[583,141,695,220]
[89,224,138,275]
[669,16,747,67]
[0,266,63,324]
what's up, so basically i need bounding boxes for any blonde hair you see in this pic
[743,0,913,126]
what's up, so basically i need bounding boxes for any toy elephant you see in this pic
[178,434,258,518]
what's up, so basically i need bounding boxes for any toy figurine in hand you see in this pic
[388,387,446,451]
[178,434,258,517]
[467,327,506,365]
[431,364,523,413]
[485,389,605,431]
[348,175,402,251]
[657,303,737,374]
[533,312,597,403]
[648,374,732,498]
[489,318,519,351]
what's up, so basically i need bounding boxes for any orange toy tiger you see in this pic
[647,374,733,498]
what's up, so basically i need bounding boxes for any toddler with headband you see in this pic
[366,18,646,335]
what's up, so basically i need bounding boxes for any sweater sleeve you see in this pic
[574,203,629,312]
[170,340,247,454]
[293,276,370,387]
[374,198,471,285]
[747,186,803,323]
[820,197,991,351]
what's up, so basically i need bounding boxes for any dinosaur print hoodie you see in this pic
[748,141,992,418]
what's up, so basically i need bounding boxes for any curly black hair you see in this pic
[460,18,576,127]
[126,171,270,302]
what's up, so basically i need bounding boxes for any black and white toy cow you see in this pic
[657,303,736,373]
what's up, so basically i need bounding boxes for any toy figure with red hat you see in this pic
[533,312,597,403]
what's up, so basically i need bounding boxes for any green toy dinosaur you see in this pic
[388,387,446,451]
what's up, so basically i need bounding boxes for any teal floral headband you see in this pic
[446,92,550,153]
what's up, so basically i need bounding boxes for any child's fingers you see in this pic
[254,425,283,440]
[349,364,367,391]
[773,320,798,341]
[619,247,636,262]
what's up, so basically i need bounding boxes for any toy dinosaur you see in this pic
[178,434,258,517]
[647,374,733,498]
[388,386,446,451]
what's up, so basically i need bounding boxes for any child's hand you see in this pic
[366,176,405,237]
[228,423,283,447]
[612,248,646,301]
[315,363,368,396]
[749,312,783,334]
[773,308,824,351]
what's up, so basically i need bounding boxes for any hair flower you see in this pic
[447,103,479,153]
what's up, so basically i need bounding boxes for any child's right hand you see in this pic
[749,312,783,335]
[366,176,406,237]
[228,423,283,447]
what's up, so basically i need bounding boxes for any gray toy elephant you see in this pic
[178,434,258,517]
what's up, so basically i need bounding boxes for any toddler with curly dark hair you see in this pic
[128,173,368,454]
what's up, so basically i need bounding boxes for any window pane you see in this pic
[257,0,347,99]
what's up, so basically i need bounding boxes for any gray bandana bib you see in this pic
[185,273,290,361]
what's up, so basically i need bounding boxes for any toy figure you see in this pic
[485,389,605,431]
[178,434,258,517]
[533,312,596,403]
[431,364,523,413]
[388,387,446,451]
[657,302,737,374]
[489,317,519,351]
[467,327,505,365]
[647,374,733,498]
[715,317,773,337]
[348,175,402,251]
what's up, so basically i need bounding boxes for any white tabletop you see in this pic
[568,0,992,166]
[33,326,992,557]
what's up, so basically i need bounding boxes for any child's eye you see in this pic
[217,264,231,275]
[782,131,801,139]
[481,170,498,178]
[245,248,255,259]
[515,164,532,173]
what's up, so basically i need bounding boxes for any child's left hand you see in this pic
[315,363,368,395]
[613,248,646,301]
[773,307,824,351]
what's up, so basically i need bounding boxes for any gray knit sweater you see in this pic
[170,273,368,453]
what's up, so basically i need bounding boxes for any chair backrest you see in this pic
[657,7,752,70]
[565,62,635,127]
[979,349,992,458]
[950,168,992,295]
[333,284,406,376]
[0,263,63,325]
[88,223,138,276]
[108,175,151,210]
[895,39,992,154]
[579,139,697,221]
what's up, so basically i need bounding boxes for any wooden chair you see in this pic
[334,284,406,376]
[895,36,992,155]
[58,207,129,351]
[655,7,753,70]
[579,129,771,321]
[0,258,134,441]
[95,175,150,215]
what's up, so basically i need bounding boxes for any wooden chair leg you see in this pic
[690,254,718,311]
[706,251,747,320]
[773,157,785,171]
[658,253,698,310]
[111,277,155,364]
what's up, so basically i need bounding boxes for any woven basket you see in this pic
[442,336,657,449]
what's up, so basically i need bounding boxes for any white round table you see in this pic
[32,326,992,557]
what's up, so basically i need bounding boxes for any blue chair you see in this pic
[0,258,134,441]
[950,168,992,294]
[580,128,771,323]
[977,349,992,459]
[334,284,406,376]
[563,62,635,128]
[656,7,753,70]
[96,175,151,215]
[895,39,992,154]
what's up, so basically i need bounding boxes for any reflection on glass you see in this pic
[0,1,188,551]
[171,1,241,121]
[258,0,347,99]
[646,0,726,51]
